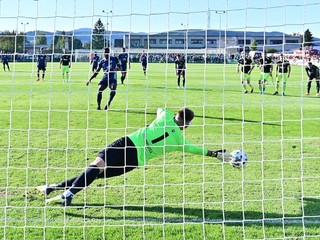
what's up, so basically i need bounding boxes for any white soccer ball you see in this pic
[230,150,248,168]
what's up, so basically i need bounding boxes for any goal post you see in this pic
[1,0,320,239]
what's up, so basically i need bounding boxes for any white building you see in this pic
[123,29,301,53]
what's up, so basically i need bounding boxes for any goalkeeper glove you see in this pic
[209,149,233,162]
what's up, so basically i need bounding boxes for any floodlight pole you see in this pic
[102,10,113,48]
[21,22,29,53]
[180,23,188,51]
[215,11,225,54]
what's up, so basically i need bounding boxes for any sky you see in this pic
[0,0,320,38]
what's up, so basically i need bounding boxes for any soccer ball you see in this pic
[230,150,248,168]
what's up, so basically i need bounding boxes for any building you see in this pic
[123,29,301,53]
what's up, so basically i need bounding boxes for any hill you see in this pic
[26,28,129,44]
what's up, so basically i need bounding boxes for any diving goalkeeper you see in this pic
[37,107,234,206]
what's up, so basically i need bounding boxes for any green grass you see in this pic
[0,61,319,240]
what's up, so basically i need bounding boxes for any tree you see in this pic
[50,31,83,51]
[266,48,278,53]
[0,30,24,53]
[92,18,105,49]
[83,42,91,49]
[50,31,68,52]
[72,37,83,49]
[303,29,313,47]
[35,31,47,45]
[249,39,258,51]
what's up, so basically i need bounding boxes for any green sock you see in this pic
[283,82,287,92]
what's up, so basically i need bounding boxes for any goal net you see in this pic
[1,0,320,239]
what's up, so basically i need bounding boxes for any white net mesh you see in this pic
[1,0,320,239]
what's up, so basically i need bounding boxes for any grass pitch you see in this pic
[0,61,319,240]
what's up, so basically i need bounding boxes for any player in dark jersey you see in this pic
[175,54,186,88]
[273,54,291,96]
[258,53,273,94]
[86,47,120,110]
[1,53,10,71]
[90,52,100,73]
[118,47,130,85]
[305,62,320,96]
[37,107,235,206]
[36,48,46,81]
[60,50,71,83]
[140,51,147,76]
[237,51,254,93]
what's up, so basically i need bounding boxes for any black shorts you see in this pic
[92,65,98,71]
[38,66,46,71]
[177,69,185,76]
[99,74,117,87]
[97,137,138,178]
[120,65,127,72]
[309,74,318,80]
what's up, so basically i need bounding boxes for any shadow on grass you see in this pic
[65,198,320,225]
[109,109,280,126]
[299,197,320,216]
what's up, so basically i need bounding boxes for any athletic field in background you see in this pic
[0,62,319,240]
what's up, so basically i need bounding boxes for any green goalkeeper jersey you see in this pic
[128,108,208,166]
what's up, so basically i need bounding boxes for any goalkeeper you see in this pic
[38,107,233,206]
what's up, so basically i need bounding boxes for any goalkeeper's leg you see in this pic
[45,137,139,206]
[36,176,78,196]
[45,159,104,206]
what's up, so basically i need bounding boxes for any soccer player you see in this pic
[305,62,320,96]
[237,51,254,93]
[1,52,10,71]
[36,48,46,81]
[90,52,100,73]
[60,49,71,83]
[258,52,273,94]
[118,47,130,85]
[273,54,291,96]
[86,47,120,110]
[89,51,94,63]
[37,107,235,206]
[140,51,147,76]
[175,54,186,88]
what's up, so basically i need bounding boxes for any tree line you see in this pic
[0,18,108,53]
